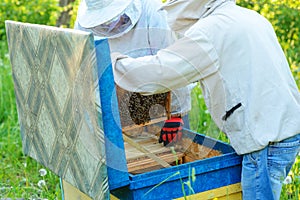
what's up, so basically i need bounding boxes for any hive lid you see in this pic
[5,21,117,199]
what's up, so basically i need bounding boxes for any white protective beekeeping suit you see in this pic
[112,0,300,154]
[75,0,194,117]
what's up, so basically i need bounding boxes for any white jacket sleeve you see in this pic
[113,31,219,95]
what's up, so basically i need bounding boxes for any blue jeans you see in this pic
[242,133,300,200]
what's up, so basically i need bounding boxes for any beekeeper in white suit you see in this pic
[75,0,195,139]
[111,0,300,199]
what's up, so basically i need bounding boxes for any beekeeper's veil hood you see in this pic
[77,0,142,28]
[162,0,236,34]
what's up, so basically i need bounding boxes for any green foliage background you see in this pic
[0,0,58,40]
[1,0,299,84]
[237,0,300,85]
[0,0,79,40]
[0,0,299,199]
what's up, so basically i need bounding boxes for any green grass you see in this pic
[0,37,299,199]
[0,41,61,199]
[189,84,229,143]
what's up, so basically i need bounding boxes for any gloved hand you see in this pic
[159,117,184,146]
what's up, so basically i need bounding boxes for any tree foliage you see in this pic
[0,0,299,84]
[0,0,59,40]
[56,0,76,27]
[0,0,80,41]
[237,0,300,84]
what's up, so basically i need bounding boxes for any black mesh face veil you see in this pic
[89,14,132,37]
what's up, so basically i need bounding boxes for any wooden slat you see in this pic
[127,152,184,174]
[166,91,171,119]
[124,138,172,160]
[123,132,187,174]
[122,117,166,132]
[123,133,171,168]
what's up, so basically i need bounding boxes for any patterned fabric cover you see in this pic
[5,20,109,200]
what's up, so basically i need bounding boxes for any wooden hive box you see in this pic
[92,39,243,199]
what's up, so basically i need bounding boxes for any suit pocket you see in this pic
[223,102,244,134]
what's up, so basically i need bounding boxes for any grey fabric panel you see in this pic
[5,21,109,200]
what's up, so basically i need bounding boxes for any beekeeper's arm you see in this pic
[112,30,219,95]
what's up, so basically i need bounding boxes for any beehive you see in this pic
[94,40,243,199]
[6,21,242,200]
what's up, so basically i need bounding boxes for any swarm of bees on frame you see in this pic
[116,86,168,127]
